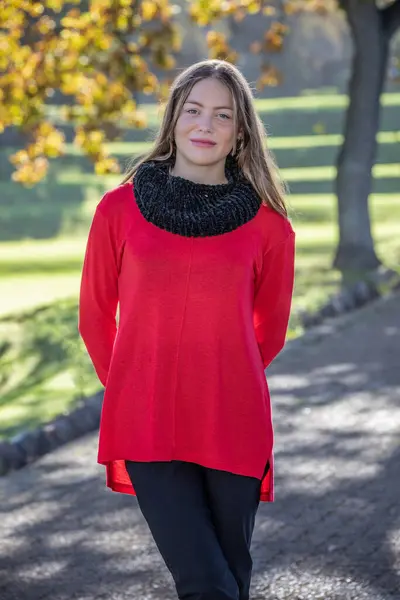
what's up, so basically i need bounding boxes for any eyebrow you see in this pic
[184,100,233,110]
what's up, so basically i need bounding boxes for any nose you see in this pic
[197,112,213,133]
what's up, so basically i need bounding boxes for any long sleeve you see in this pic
[78,204,120,386]
[253,230,295,370]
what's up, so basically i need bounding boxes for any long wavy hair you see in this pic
[121,59,288,217]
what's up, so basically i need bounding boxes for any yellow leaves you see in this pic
[264,22,289,52]
[206,30,238,64]
[257,65,282,90]
[26,3,44,17]
[2,0,298,187]
[189,0,226,26]
[75,128,105,153]
[283,0,335,15]
[140,0,178,22]
[142,72,158,95]
[129,54,146,71]
[283,1,300,15]
[116,13,129,31]
[262,5,276,16]
[11,157,49,186]
[9,121,65,185]
[141,1,158,21]
[74,127,120,175]
[156,78,173,103]
[39,126,65,158]
[60,12,82,29]
[30,123,65,158]
[152,48,176,70]
[44,0,66,13]
[37,16,57,35]
[95,72,108,87]
[128,110,148,129]
[10,149,29,166]
[207,31,224,46]
[61,72,85,96]
[20,53,42,81]
[245,0,262,15]
[95,158,120,175]
[127,42,138,52]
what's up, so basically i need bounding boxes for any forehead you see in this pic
[186,78,233,108]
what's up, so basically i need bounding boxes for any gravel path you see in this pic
[1,293,399,600]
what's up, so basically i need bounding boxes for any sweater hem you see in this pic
[100,452,274,503]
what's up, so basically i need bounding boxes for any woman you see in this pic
[79,59,295,600]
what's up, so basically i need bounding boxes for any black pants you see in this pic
[125,459,269,600]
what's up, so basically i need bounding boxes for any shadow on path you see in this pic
[0,295,399,600]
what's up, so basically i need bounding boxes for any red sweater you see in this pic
[79,182,295,501]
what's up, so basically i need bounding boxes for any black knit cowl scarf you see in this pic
[132,156,262,238]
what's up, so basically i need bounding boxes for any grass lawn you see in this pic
[0,91,399,441]
[1,193,399,441]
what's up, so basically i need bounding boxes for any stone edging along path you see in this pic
[0,267,399,478]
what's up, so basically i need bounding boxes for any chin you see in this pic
[185,152,228,167]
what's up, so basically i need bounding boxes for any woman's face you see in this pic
[173,78,236,169]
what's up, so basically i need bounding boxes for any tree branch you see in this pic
[381,0,400,37]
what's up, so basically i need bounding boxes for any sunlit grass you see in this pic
[1,194,398,318]
[59,131,400,156]
[0,309,99,439]
[43,91,400,126]
[1,90,399,440]
[1,192,398,439]
[48,162,400,186]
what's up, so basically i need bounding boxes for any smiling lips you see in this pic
[190,138,216,147]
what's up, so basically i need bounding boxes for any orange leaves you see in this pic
[250,41,262,54]
[206,31,238,64]
[257,64,282,89]
[264,22,288,52]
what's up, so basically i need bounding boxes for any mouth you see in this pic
[190,139,216,148]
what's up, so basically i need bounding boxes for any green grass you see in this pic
[64,130,400,153]
[0,193,399,441]
[0,90,399,441]
[0,301,99,440]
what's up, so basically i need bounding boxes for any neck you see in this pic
[171,154,228,185]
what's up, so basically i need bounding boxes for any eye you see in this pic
[186,108,198,115]
[218,113,231,120]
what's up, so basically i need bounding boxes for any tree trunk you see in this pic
[334,1,391,273]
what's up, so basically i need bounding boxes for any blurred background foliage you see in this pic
[0,0,399,439]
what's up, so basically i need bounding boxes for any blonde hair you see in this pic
[121,59,288,217]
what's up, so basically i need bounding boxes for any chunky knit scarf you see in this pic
[132,157,261,238]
